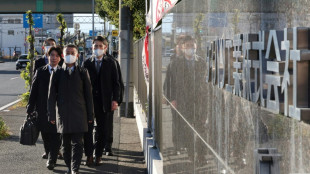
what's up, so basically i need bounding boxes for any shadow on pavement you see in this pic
[0,70,21,75]
[0,94,22,96]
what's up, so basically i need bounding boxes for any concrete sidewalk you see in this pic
[0,105,146,174]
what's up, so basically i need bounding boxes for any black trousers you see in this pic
[41,132,61,163]
[94,110,114,157]
[83,122,94,157]
[41,132,50,155]
[63,133,84,171]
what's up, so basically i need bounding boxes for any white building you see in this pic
[0,14,25,58]
[0,14,74,57]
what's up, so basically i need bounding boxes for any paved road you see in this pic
[0,62,26,108]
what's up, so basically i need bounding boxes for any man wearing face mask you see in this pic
[165,36,206,160]
[34,38,63,74]
[48,44,94,174]
[82,36,120,166]
[163,35,185,155]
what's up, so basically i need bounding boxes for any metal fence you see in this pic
[133,37,148,120]
[133,28,163,149]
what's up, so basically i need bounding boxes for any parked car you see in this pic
[16,54,30,70]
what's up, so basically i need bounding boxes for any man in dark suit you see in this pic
[27,46,62,170]
[48,44,94,174]
[83,36,120,166]
[34,38,64,74]
[166,36,207,163]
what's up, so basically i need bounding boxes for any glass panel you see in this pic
[161,0,310,173]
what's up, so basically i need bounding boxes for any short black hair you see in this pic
[44,37,56,46]
[48,46,62,57]
[64,44,79,54]
[93,35,109,46]
[183,35,196,44]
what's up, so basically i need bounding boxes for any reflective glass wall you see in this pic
[161,0,310,173]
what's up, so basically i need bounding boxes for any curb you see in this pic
[134,90,163,174]
[0,99,21,111]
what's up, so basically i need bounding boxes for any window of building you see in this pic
[8,19,14,24]
[8,30,14,35]
[14,19,21,24]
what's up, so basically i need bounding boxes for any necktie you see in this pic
[96,60,101,73]
[68,68,72,75]
[50,68,54,74]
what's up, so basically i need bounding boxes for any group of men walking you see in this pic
[26,36,123,174]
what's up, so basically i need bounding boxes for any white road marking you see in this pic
[10,77,19,80]
[0,99,21,111]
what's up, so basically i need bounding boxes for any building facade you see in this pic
[0,14,25,58]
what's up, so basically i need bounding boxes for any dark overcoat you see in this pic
[48,64,94,133]
[27,65,58,133]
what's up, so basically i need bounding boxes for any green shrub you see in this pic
[0,117,9,140]
[20,91,30,104]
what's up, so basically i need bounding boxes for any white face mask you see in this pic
[94,49,104,57]
[45,46,51,54]
[64,55,77,64]
[184,48,195,57]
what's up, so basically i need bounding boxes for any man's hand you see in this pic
[50,120,56,124]
[111,101,118,111]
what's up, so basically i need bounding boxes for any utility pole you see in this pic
[92,0,95,40]
[104,19,106,36]
[119,0,133,117]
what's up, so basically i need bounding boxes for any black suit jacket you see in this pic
[83,55,120,113]
[48,64,94,133]
[27,65,58,133]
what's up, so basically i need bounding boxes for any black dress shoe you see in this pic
[72,170,80,174]
[95,156,102,166]
[85,156,94,166]
[46,161,55,170]
[58,152,64,160]
[65,168,71,174]
[42,153,48,159]
[106,151,113,156]
[105,148,113,156]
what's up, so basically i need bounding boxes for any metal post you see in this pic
[41,28,43,54]
[24,28,26,54]
[104,19,106,36]
[92,0,95,40]
[150,0,156,148]
[125,12,131,118]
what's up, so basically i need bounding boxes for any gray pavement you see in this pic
[0,62,26,108]
[0,105,146,174]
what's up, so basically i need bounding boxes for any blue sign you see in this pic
[23,14,43,28]
[89,30,98,37]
